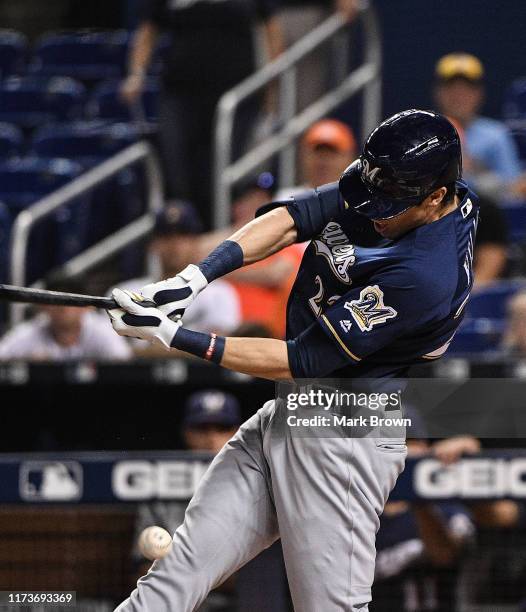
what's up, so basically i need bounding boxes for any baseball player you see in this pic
[110,109,478,611]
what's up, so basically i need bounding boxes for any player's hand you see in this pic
[108,288,182,349]
[140,264,208,320]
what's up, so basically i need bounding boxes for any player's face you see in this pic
[434,79,483,124]
[302,145,356,187]
[371,188,449,239]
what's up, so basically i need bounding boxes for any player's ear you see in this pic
[427,186,448,209]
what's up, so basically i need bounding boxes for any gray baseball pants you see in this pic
[115,399,406,611]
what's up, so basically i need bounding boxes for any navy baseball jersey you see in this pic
[283,180,479,378]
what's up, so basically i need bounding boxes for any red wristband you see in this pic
[205,333,217,360]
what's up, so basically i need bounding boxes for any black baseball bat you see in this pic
[0,284,155,309]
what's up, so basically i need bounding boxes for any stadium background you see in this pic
[0,1,525,611]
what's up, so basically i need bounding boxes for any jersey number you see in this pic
[308,276,340,317]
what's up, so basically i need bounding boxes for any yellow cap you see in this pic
[435,53,484,82]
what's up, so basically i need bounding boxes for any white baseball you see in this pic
[138,526,173,561]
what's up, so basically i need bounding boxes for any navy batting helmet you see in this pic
[338,109,462,220]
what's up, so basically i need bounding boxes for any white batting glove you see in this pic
[108,288,182,350]
[140,264,208,320]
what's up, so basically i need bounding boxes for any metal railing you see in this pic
[213,0,382,228]
[9,141,163,324]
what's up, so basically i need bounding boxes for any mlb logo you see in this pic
[340,320,353,333]
[19,461,83,502]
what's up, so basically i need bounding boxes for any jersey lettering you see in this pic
[313,222,356,284]
[308,275,324,317]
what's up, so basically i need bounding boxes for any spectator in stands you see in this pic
[501,290,526,356]
[432,435,526,609]
[446,116,509,287]
[133,390,242,608]
[274,118,358,199]
[433,435,524,529]
[121,0,284,227]
[278,0,360,111]
[433,52,526,200]
[0,279,131,361]
[198,176,304,338]
[372,425,475,612]
[114,201,240,355]
[473,194,509,287]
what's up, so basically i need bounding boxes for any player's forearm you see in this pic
[169,330,292,380]
[197,207,297,284]
[228,207,297,265]
[227,257,295,287]
[220,337,292,380]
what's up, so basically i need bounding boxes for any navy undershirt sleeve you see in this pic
[256,182,345,243]
[287,321,349,378]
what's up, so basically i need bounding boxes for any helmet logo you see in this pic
[362,158,381,185]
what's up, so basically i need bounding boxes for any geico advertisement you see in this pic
[112,461,211,500]
[415,457,526,498]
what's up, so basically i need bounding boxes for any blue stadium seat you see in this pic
[0,29,27,78]
[500,201,526,243]
[0,157,90,282]
[29,30,129,81]
[503,77,526,163]
[86,80,159,124]
[32,121,139,167]
[447,318,505,355]
[0,123,23,159]
[466,280,526,320]
[31,121,143,247]
[0,157,83,211]
[0,76,85,129]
